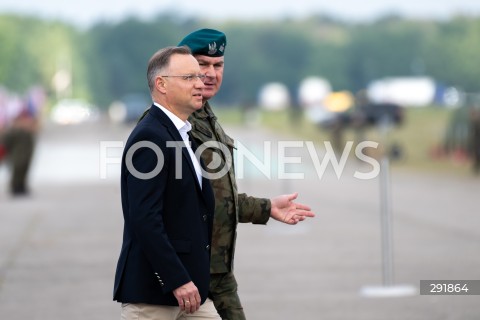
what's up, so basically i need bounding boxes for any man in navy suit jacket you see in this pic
[113,46,220,319]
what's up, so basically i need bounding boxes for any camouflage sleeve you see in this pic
[237,193,271,224]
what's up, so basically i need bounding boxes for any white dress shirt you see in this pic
[154,103,203,188]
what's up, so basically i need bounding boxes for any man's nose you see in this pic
[203,65,215,78]
[195,77,205,87]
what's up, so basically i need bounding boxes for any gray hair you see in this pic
[147,46,192,93]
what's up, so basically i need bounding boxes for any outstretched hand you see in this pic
[270,192,315,225]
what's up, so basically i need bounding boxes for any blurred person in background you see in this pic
[0,88,8,163]
[469,104,480,174]
[178,28,315,320]
[2,86,45,196]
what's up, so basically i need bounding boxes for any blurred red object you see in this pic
[0,143,6,160]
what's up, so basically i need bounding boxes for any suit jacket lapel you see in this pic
[148,105,207,200]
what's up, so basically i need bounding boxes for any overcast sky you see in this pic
[1,0,480,27]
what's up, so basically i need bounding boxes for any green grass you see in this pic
[215,106,473,176]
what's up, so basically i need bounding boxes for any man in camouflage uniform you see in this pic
[177,29,315,320]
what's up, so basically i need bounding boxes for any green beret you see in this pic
[178,28,226,57]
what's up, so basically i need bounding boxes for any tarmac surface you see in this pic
[0,118,479,319]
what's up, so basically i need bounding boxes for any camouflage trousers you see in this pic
[209,272,246,320]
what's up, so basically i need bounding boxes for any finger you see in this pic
[287,192,299,201]
[284,212,297,223]
[178,299,185,311]
[195,293,201,310]
[185,294,200,313]
[188,296,199,313]
[184,299,192,314]
[285,215,297,225]
[175,293,186,310]
[293,206,315,216]
[292,202,311,211]
[296,210,315,218]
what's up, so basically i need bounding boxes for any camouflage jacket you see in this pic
[189,102,271,274]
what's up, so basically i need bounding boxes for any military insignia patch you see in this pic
[208,42,218,55]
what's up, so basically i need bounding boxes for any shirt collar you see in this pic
[154,102,191,133]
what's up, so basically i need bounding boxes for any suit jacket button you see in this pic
[206,245,210,250]
[203,214,208,221]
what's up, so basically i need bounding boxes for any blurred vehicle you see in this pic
[368,76,435,107]
[353,102,404,128]
[50,99,99,125]
[318,102,404,130]
[108,93,150,124]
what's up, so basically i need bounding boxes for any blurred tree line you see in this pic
[1,12,479,108]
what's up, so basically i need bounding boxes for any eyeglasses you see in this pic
[161,74,206,81]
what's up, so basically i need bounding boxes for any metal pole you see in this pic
[360,115,416,297]
[379,154,394,286]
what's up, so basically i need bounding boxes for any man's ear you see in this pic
[156,77,167,93]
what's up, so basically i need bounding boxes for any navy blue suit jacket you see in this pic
[113,105,214,306]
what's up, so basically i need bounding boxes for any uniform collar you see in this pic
[192,101,217,121]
